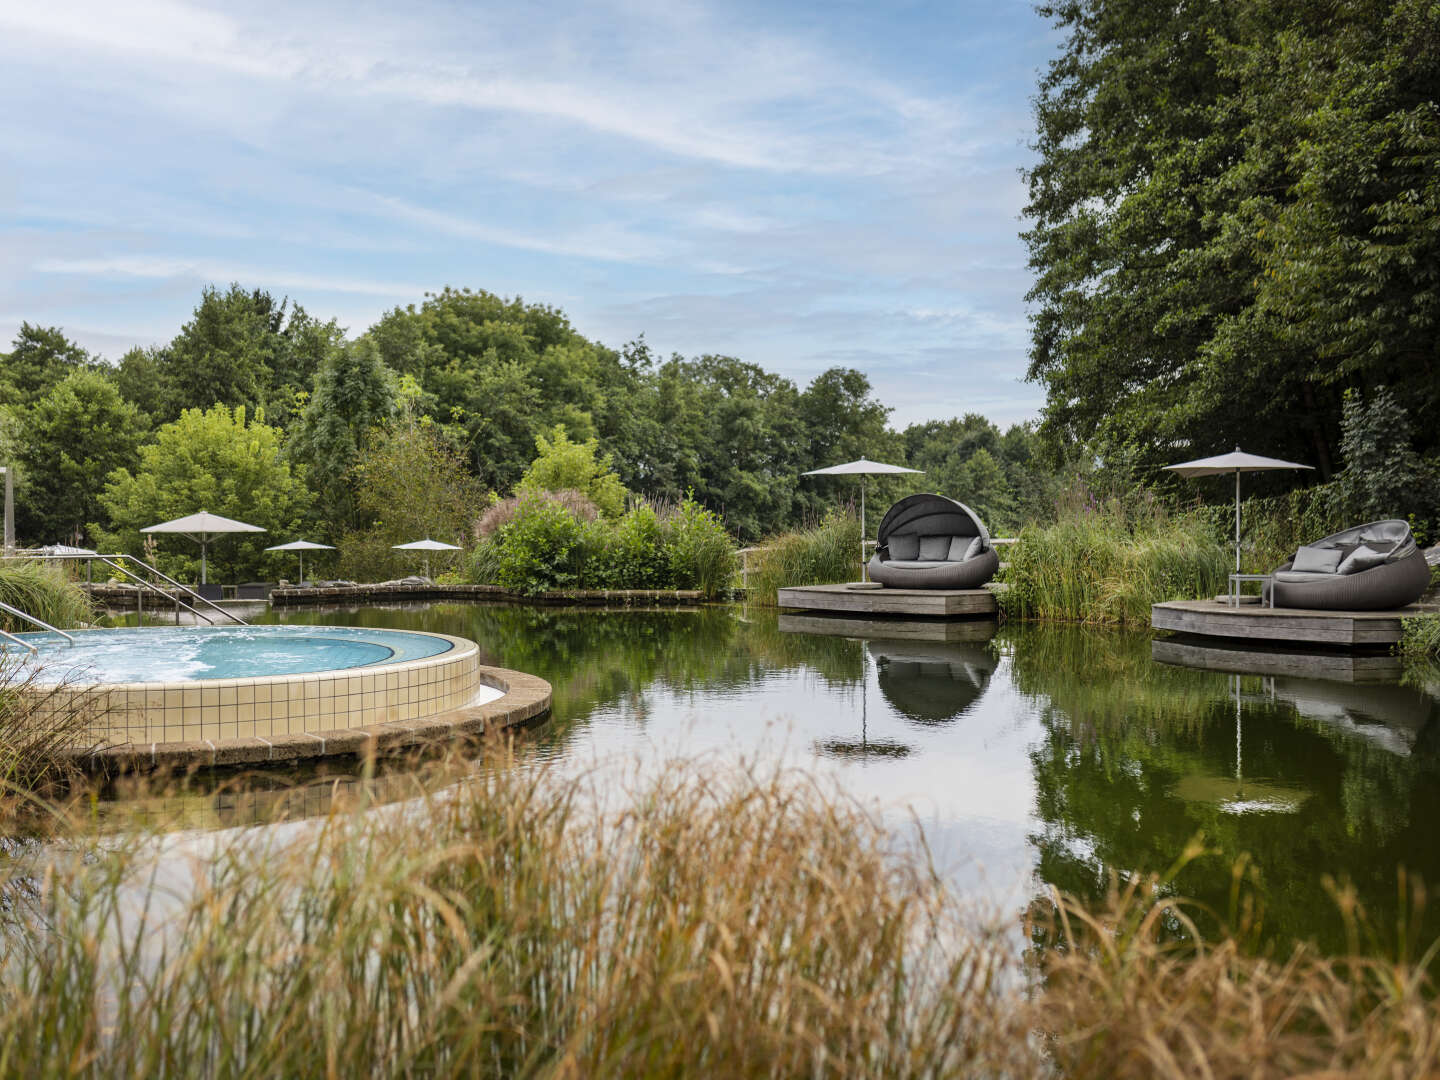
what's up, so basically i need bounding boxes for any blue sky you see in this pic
[0,0,1058,428]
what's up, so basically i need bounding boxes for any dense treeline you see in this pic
[0,287,1057,581]
[1025,0,1440,494]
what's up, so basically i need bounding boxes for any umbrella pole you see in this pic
[299,551,304,583]
[1235,471,1241,574]
[201,539,207,586]
[860,478,867,581]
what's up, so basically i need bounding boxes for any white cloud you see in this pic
[34,256,430,298]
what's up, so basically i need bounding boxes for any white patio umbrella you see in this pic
[802,458,923,579]
[142,510,266,584]
[392,538,462,579]
[1162,447,1313,573]
[264,539,334,583]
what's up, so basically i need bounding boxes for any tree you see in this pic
[0,324,92,406]
[1023,0,1440,483]
[94,405,312,583]
[291,338,397,529]
[335,419,487,581]
[517,425,628,517]
[109,346,170,421]
[19,371,147,544]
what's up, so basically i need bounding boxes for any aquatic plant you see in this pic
[746,510,862,605]
[1001,492,1228,625]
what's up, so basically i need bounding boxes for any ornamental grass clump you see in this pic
[0,561,93,633]
[747,510,861,605]
[0,759,1029,1078]
[1001,487,1227,625]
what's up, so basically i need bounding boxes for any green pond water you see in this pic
[241,602,1440,954]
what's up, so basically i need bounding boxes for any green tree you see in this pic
[94,405,312,583]
[291,338,398,529]
[1023,0,1440,481]
[109,346,171,421]
[516,425,628,518]
[0,324,92,406]
[19,371,147,544]
[335,419,487,581]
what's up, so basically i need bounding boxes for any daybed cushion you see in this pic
[889,534,920,561]
[1293,544,1343,574]
[918,535,950,561]
[881,561,951,570]
[1274,570,1338,584]
[1338,544,1389,575]
[949,535,983,561]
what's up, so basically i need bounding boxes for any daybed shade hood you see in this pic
[875,493,990,547]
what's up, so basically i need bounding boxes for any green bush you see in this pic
[660,496,738,597]
[1001,493,1228,626]
[0,562,94,632]
[747,511,861,606]
[469,494,739,598]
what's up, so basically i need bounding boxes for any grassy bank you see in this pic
[747,511,861,605]
[4,757,1440,1077]
[1001,495,1228,626]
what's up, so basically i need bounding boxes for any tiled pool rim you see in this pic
[37,629,551,771]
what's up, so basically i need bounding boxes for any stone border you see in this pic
[270,582,707,607]
[66,665,552,773]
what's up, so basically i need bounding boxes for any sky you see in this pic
[0,0,1059,429]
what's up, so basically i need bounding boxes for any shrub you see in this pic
[476,489,598,540]
[659,496,738,598]
[489,492,591,595]
[0,562,93,632]
[517,425,628,518]
[585,504,667,589]
[747,511,861,606]
[1001,488,1228,625]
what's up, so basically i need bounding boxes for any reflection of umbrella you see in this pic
[142,511,266,585]
[391,538,462,578]
[264,539,335,583]
[813,636,915,761]
[802,459,922,579]
[1162,447,1313,573]
[1170,675,1309,814]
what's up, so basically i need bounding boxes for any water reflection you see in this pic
[110,602,1430,954]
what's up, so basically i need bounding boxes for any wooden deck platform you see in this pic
[775,583,997,618]
[1151,598,1421,647]
[777,612,998,642]
[1150,637,1403,683]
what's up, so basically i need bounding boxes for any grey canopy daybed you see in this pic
[867,493,999,589]
[1265,519,1431,610]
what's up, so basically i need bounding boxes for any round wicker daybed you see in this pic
[1266,519,1432,611]
[866,493,999,590]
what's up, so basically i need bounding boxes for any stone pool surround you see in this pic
[41,629,551,772]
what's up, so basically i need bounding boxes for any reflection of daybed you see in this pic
[868,639,996,724]
[867,493,999,589]
[1265,519,1431,610]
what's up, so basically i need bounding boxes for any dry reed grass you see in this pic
[5,757,1440,1077]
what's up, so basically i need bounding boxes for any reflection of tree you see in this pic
[265,603,863,734]
[1010,625,1440,955]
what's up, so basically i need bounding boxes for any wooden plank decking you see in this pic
[1150,637,1404,682]
[775,583,997,618]
[1151,598,1420,647]
[777,612,999,642]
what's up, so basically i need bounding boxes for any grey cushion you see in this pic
[1274,570,1339,584]
[1293,544,1343,574]
[1337,544,1389,575]
[888,533,920,561]
[918,535,950,561]
[881,561,951,570]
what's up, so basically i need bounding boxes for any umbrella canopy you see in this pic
[265,539,335,583]
[142,510,266,584]
[391,538,462,578]
[1162,447,1313,573]
[802,459,923,580]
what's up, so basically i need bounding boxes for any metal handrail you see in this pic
[97,557,216,626]
[0,627,37,654]
[0,599,74,643]
[7,552,248,626]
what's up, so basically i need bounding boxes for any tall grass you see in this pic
[0,561,94,632]
[1001,488,1228,626]
[748,510,861,605]
[0,657,100,795]
[0,758,1027,1077]
[6,758,1440,1076]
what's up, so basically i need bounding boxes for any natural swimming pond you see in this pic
[246,602,1440,955]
